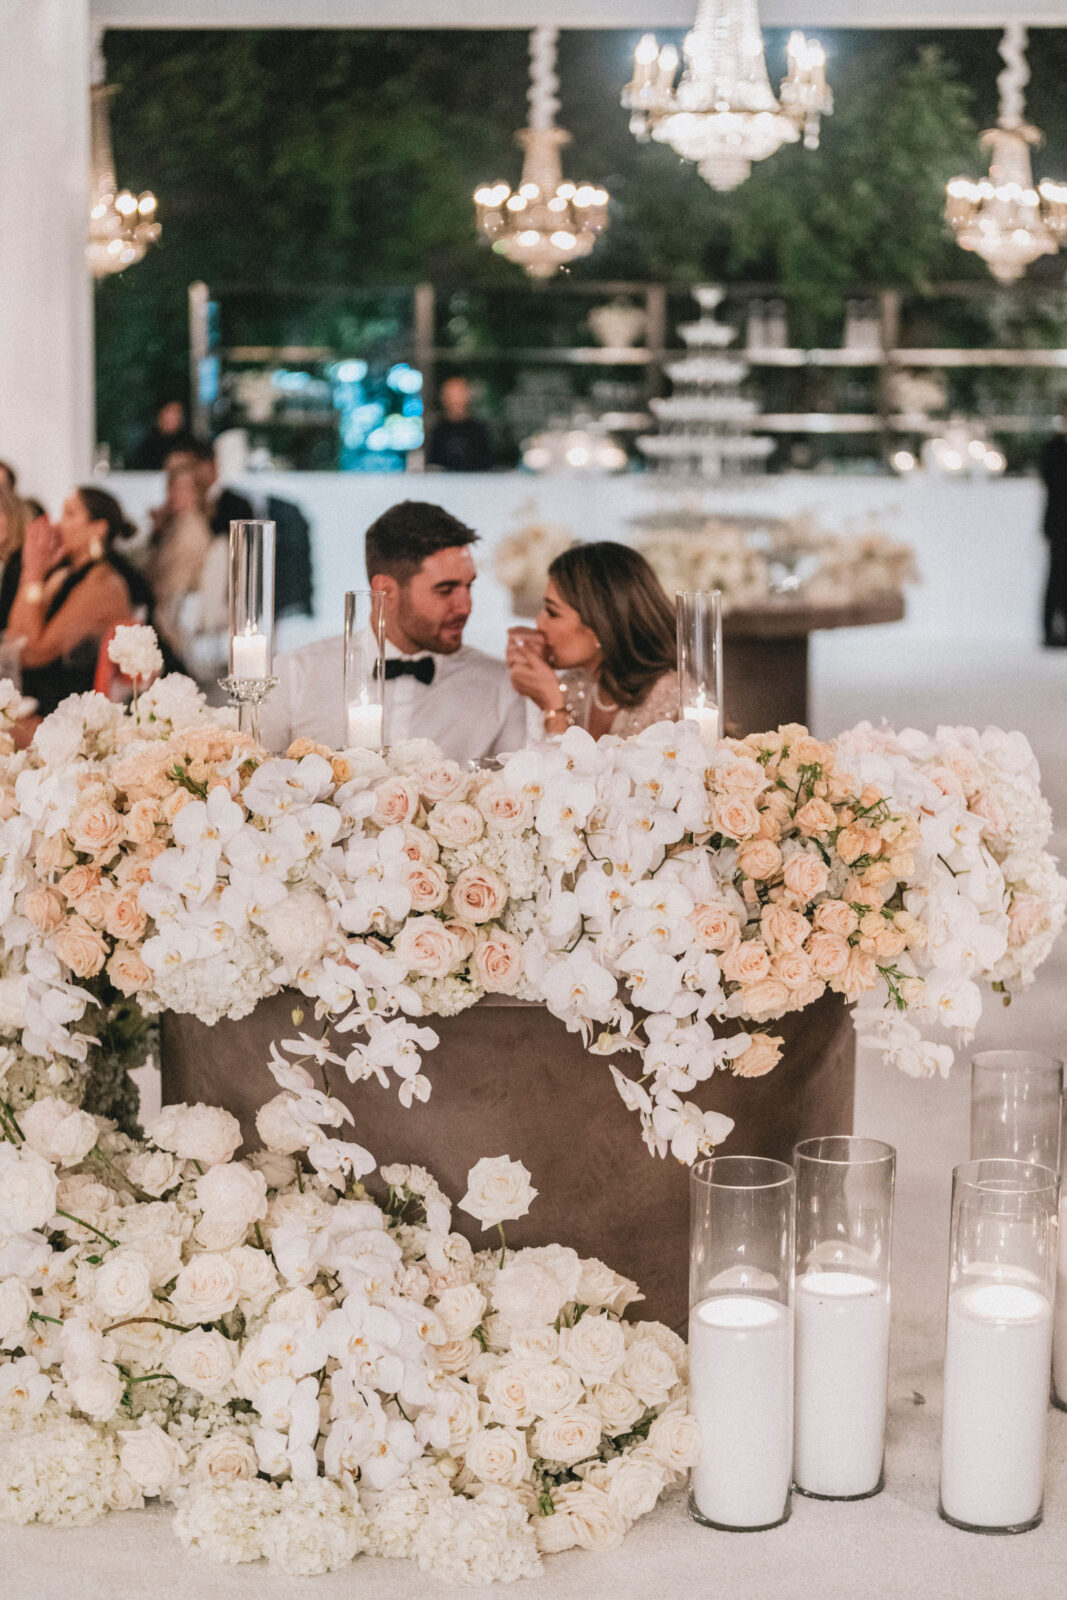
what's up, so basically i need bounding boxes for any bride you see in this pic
[506,541,679,739]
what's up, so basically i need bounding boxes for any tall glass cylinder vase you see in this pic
[939,1159,1058,1533]
[225,519,277,744]
[970,1050,1063,1172]
[343,590,387,750]
[689,1155,795,1531]
[792,1136,895,1500]
[676,590,723,743]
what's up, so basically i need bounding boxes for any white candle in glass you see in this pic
[1052,1197,1067,1405]
[940,1279,1052,1529]
[682,699,720,743]
[794,1270,891,1498]
[231,630,269,680]
[689,1294,793,1528]
[346,699,384,751]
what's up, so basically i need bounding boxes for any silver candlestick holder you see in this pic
[218,673,279,746]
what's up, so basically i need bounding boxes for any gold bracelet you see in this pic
[21,582,44,603]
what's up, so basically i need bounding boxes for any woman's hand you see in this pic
[21,517,62,584]
[507,632,564,711]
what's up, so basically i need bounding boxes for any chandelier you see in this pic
[87,34,160,278]
[621,0,832,193]
[474,27,609,279]
[945,24,1067,285]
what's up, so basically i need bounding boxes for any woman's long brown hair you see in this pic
[547,541,676,708]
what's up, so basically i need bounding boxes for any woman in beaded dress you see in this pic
[506,541,679,740]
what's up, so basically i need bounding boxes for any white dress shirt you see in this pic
[259,633,535,762]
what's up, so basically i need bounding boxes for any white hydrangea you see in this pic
[409,1486,542,1586]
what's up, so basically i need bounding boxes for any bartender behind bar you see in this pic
[425,376,494,472]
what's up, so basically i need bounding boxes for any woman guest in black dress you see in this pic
[5,486,153,717]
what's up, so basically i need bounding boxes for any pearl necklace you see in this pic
[592,683,618,713]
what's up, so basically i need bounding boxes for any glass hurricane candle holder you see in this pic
[792,1136,896,1500]
[688,1155,795,1531]
[970,1050,1063,1172]
[676,589,723,744]
[939,1159,1059,1534]
[220,519,277,743]
[343,590,387,750]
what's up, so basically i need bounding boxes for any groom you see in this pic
[260,501,531,761]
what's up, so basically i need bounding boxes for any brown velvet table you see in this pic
[162,992,855,1331]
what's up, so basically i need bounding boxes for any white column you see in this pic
[0,0,93,512]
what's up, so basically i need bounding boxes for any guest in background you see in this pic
[132,400,200,470]
[0,482,30,632]
[1039,402,1067,647]
[426,377,494,473]
[507,542,679,739]
[180,438,255,537]
[6,487,153,717]
[146,463,212,658]
[262,500,531,760]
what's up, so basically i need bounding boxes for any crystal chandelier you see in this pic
[945,24,1067,285]
[87,33,160,278]
[475,27,609,279]
[621,0,832,193]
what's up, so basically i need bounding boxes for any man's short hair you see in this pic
[365,501,478,584]
[0,461,16,491]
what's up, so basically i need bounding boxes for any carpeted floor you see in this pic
[4,635,1067,1599]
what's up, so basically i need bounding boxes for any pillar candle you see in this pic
[794,1270,890,1498]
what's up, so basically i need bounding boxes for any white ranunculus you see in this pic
[169,1253,241,1325]
[147,1103,242,1167]
[459,1155,537,1231]
[533,1406,604,1467]
[118,1420,188,1498]
[66,1360,125,1421]
[92,1249,155,1320]
[166,1329,237,1396]
[492,1259,567,1330]
[433,1282,486,1341]
[195,1161,269,1251]
[464,1425,531,1488]
[558,1313,626,1386]
[192,1430,258,1483]
[0,1145,58,1234]
[108,624,163,684]
[20,1098,99,1167]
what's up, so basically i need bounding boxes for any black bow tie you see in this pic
[384,656,435,685]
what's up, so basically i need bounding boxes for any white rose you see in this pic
[464,1425,530,1488]
[434,1336,480,1375]
[620,1338,679,1406]
[475,779,532,836]
[577,1257,642,1315]
[589,1380,644,1436]
[0,1146,58,1234]
[393,916,461,978]
[195,1162,269,1251]
[459,1155,537,1230]
[20,1098,99,1167]
[521,1244,582,1305]
[432,1375,482,1450]
[533,1405,603,1466]
[92,1249,155,1320]
[644,1402,702,1477]
[226,1244,280,1314]
[492,1259,567,1330]
[418,759,468,803]
[586,1454,665,1526]
[248,1149,300,1189]
[508,1326,559,1365]
[147,1103,242,1167]
[434,1282,486,1340]
[166,1329,237,1396]
[546,1481,626,1551]
[0,1278,33,1348]
[193,1430,258,1483]
[124,1149,183,1197]
[525,1361,584,1419]
[427,800,485,848]
[255,1094,314,1156]
[626,1318,686,1368]
[118,1420,188,1497]
[558,1313,626,1386]
[471,931,524,995]
[66,1360,125,1421]
[113,1225,184,1291]
[485,1360,537,1427]
[169,1254,240,1324]
[371,775,421,827]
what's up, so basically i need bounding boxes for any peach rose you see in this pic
[69,802,124,861]
[721,940,771,985]
[286,737,334,761]
[472,930,524,993]
[1009,893,1046,945]
[427,801,484,849]
[60,864,101,903]
[736,838,783,881]
[476,780,533,835]
[107,945,153,995]
[418,760,468,803]
[162,789,193,825]
[71,883,116,928]
[371,776,421,828]
[718,756,768,793]
[105,892,148,943]
[394,916,461,977]
[116,842,166,888]
[731,1033,783,1078]
[405,860,449,912]
[23,886,65,933]
[737,977,791,1020]
[969,791,1008,836]
[712,795,761,841]
[123,799,159,846]
[760,904,811,954]
[806,930,851,978]
[53,915,108,978]
[36,834,76,873]
[443,920,477,962]
[451,866,508,925]
[774,950,814,992]
[792,734,830,766]
[0,785,16,821]
[813,900,858,938]
[690,901,741,952]
[830,948,878,1002]
[795,798,837,836]
[836,824,882,865]
[870,924,907,960]
[782,852,829,902]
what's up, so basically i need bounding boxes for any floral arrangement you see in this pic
[0,1071,695,1580]
[494,513,916,617]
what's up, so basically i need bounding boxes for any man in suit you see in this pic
[261,501,532,761]
[1040,405,1067,647]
